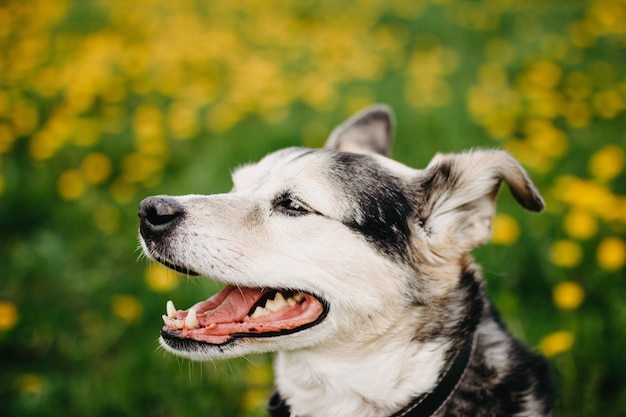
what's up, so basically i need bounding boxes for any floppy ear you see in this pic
[416,150,544,253]
[324,104,394,156]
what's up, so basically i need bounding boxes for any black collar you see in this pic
[267,332,477,417]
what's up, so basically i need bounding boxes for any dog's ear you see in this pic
[416,150,544,252]
[324,104,394,156]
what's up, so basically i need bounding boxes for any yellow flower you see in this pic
[81,152,112,184]
[121,153,165,184]
[562,100,591,128]
[551,176,616,221]
[539,330,574,357]
[522,60,562,90]
[596,237,626,271]
[145,264,179,293]
[112,295,143,323]
[563,209,598,240]
[592,90,625,119]
[167,101,199,140]
[133,105,164,143]
[588,145,625,182]
[93,205,121,235]
[109,178,136,205]
[17,373,47,396]
[524,119,569,158]
[241,389,270,412]
[0,123,15,154]
[549,240,583,268]
[568,20,595,49]
[565,71,593,100]
[0,301,19,331]
[553,281,585,310]
[491,214,520,245]
[57,169,86,200]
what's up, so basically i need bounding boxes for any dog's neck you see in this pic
[274,330,450,417]
[271,332,476,417]
[272,264,484,417]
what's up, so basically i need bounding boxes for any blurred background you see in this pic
[1,0,625,416]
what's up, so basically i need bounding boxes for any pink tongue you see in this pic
[192,285,267,325]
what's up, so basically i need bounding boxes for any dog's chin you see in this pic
[151,258,329,360]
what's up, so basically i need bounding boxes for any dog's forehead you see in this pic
[232,147,317,188]
[232,146,417,192]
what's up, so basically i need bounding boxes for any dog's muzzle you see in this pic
[137,194,329,349]
[138,196,185,241]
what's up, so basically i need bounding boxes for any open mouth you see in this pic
[156,262,328,347]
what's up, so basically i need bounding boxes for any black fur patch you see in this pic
[327,152,414,259]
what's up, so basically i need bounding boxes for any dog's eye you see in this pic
[274,198,310,216]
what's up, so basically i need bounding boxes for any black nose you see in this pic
[138,196,185,239]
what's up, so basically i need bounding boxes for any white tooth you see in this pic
[265,299,278,312]
[294,292,305,303]
[266,293,288,312]
[166,300,177,318]
[251,306,269,318]
[286,297,296,307]
[275,292,287,304]
[185,308,199,329]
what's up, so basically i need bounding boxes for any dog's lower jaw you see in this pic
[273,333,449,417]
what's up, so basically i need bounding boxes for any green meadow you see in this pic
[1,0,625,416]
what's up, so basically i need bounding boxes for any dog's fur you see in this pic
[138,105,554,417]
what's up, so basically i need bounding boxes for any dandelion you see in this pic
[133,105,165,144]
[549,239,583,268]
[57,169,86,201]
[167,101,199,140]
[72,118,101,147]
[93,205,121,235]
[539,330,574,357]
[588,145,625,182]
[241,389,270,412]
[564,71,593,100]
[553,281,585,310]
[121,153,165,184]
[206,104,245,133]
[592,90,625,119]
[568,20,596,49]
[596,237,626,271]
[563,209,598,240]
[145,264,179,293]
[109,178,136,205]
[241,365,273,411]
[524,119,569,158]
[0,123,14,153]
[562,100,591,128]
[17,373,47,396]
[81,152,112,184]
[491,214,520,245]
[11,99,39,136]
[112,295,143,323]
[0,301,19,331]
[520,60,562,91]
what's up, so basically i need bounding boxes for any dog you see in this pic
[138,105,555,417]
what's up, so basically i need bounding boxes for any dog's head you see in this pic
[138,105,543,360]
